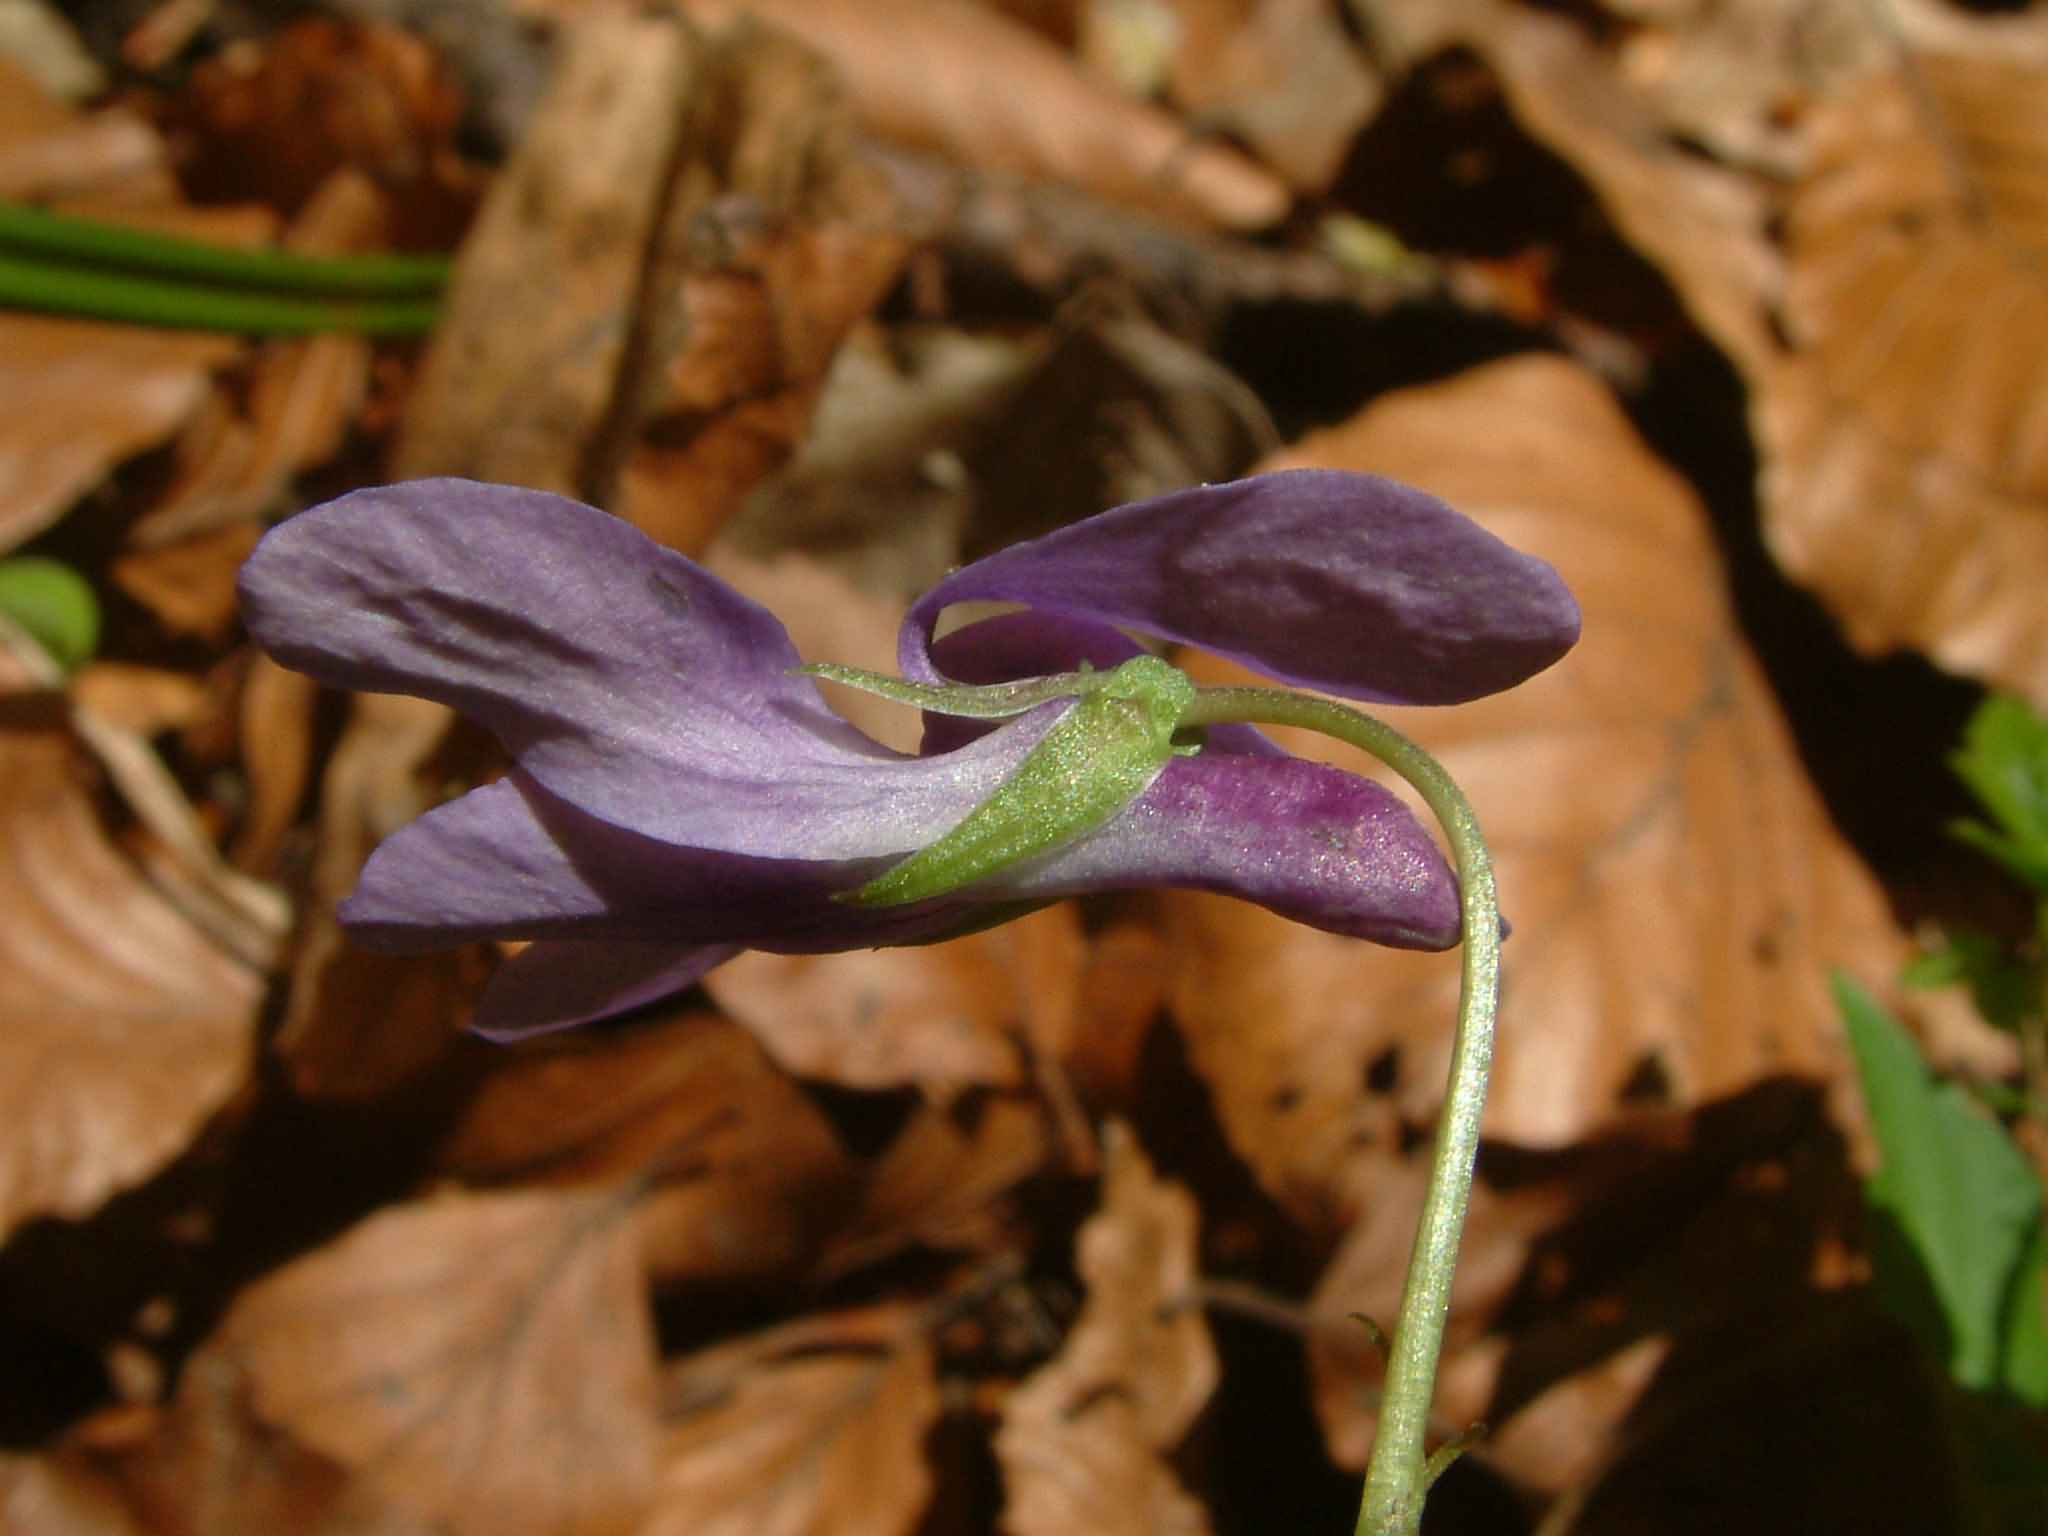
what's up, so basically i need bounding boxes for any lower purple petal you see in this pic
[341,771,993,953]
[984,749,1461,949]
[472,940,740,1040]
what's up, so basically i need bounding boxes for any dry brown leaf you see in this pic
[0,57,247,550]
[273,692,467,1097]
[703,904,1086,1094]
[231,651,320,873]
[643,1305,939,1536]
[0,1450,149,1536]
[704,545,922,748]
[675,0,1287,229]
[122,170,382,551]
[613,23,909,552]
[68,663,207,739]
[392,10,693,494]
[0,310,241,554]
[996,1123,1216,1536]
[107,1350,442,1536]
[1759,55,2048,703]
[400,15,900,551]
[0,54,181,203]
[109,523,263,642]
[199,1185,661,1536]
[0,723,259,1242]
[172,16,474,245]
[1067,919,1172,1107]
[1308,1082,1864,1496]
[1164,356,1912,1230]
[65,689,289,971]
[1305,1152,1576,1472]
[711,323,1019,592]
[1376,0,1778,372]
[1161,0,1378,191]
[820,1094,1052,1278]
[442,1011,859,1285]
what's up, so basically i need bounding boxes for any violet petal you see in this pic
[902,469,1580,705]
[342,772,979,951]
[238,478,1064,856]
[980,749,1462,949]
[471,939,740,1041]
[343,740,1456,956]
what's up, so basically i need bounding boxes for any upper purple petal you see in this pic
[238,479,1064,857]
[901,469,1580,705]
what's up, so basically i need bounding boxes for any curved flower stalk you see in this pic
[238,469,1578,1039]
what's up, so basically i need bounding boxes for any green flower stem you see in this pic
[0,251,440,334]
[1181,686,1500,1536]
[0,199,448,295]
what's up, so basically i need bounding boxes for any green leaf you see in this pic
[2001,1215,2048,1407]
[1904,930,2040,1033]
[1948,694,2048,895]
[0,557,99,672]
[1836,976,2045,1390]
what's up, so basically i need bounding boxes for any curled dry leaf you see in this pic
[198,1185,661,1536]
[996,1123,1217,1536]
[1759,55,2048,703]
[0,721,259,1242]
[643,1304,939,1536]
[441,1011,859,1286]
[675,0,1288,229]
[231,651,320,874]
[1166,356,1912,1220]
[704,903,1084,1094]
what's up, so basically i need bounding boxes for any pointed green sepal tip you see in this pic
[826,654,1197,908]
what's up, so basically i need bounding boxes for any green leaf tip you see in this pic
[1835,974,2044,1393]
[1947,693,2048,895]
[0,556,99,672]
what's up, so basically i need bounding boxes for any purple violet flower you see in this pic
[238,469,1578,1038]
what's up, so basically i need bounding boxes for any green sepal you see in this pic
[799,659,1105,719]
[814,654,1197,908]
